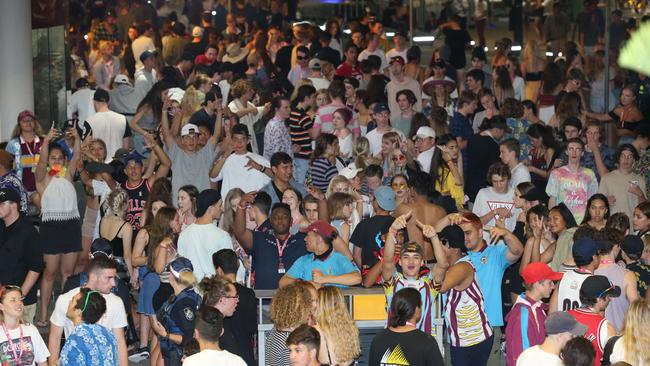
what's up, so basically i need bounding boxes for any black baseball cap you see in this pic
[580,275,621,299]
[90,238,113,258]
[621,235,644,257]
[93,89,110,103]
[439,225,466,253]
[196,189,220,217]
[0,188,20,204]
[572,237,600,263]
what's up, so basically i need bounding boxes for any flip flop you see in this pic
[35,320,49,328]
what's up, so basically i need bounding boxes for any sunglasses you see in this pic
[297,56,309,60]
[392,155,406,162]
[81,290,99,313]
[391,183,407,189]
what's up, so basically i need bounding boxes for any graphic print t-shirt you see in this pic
[368,328,443,366]
[0,324,49,365]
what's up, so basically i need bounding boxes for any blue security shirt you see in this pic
[286,251,359,288]
[465,243,513,327]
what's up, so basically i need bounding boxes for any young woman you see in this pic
[6,110,45,206]
[220,187,252,284]
[0,285,49,365]
[526,123,557,190]
[502,98,531,156]
[520,40,545,101]
[581,194,610,230]
[430,134,464,209]
[377,131,402,172]
[282,187,310,234]
[522,99,542,125]
[548,203,579,271]
[391,90,417,137]
[548,92,585,130]
[308,134,341,192]
[177,185,198,231]
[130,83,165,155]
[35,123,82,328]
[99,188,133,279]
[492,65,515,107]
[472,88,499,133]
[610,299,650,365]
[315,89,331,109]
[634,202,650,243]
[327,192,356,255]
[315,287,361,366]
[404,46,426,86]
[387,147,420,181]
[391,174,411,206]
[354,91,373,136]
[332,108,353,160]
[587,85,645,142]
[326,19,343,56]
[538,62,564,123]
[519,203,554,271]
[151,257,200,366]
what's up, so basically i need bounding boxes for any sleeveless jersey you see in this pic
[445,259,493,347]
[556,269,591,312]
[568,308,609,366]
[121,179,150,230]
[384,271,439,337]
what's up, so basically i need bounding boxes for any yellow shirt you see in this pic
[435,167,464,209]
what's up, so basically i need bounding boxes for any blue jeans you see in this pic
[293,158,308,186]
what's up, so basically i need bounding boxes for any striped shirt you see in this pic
[445,259,493,347]
[288,107,313,160]
[383,271,439,337]
[265,328,291,366]
[308,157,338,192]
[314,102,360,135]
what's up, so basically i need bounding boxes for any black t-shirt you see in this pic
[222,283,258,365]
[251,232,307,289]
[368,328,444,366]
[464,134,499,202]
[0,215,44,305]
[442,28,471,70]
[351,215,395,270]
[188,108,216,135]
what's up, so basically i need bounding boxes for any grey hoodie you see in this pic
[109,84,138,119]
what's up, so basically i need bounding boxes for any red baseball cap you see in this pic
[521,262,563,284]
[300,220,336,239]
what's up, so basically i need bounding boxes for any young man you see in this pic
[178,189,234,282]
[598,144,646,219]
[234,200,307,289]
[286,325,321,366]
[413,127,436,173]
[287,46,310,86]
[188,91,220,135]
[437,223,494,365]
[86,89,131,161]
[306,58,330,90]
[619,235,650,300]
[594,228,640,332]
[259,152,305,206]
[550,237,600,312]
[465,69,485,96]
[365,103,404,156]
[49,256,128,366]
[546,138,598,224]
[568,275,618,366]
[581,121,615,181]
[134,49,159,102]
[385,31,408,66]
[263,96,295,160]
[386,56,422,116]
[500,138,531,189]
[516,312,587,366]
[280,220,361,288]
[182,306,246,365]
[212,249,257,365]
[210,123,271,201]
[248,191,272,232]
[505,262,563,366]
[472,162,518,233]
[335,43,361,79]
[381,211,449,338]
[449,92,477,175]
[357,33,388,75]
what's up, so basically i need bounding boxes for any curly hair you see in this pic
[316,287,361,363]
[106,188,129,218]
[231,79,253,99]
[199,275,232,306]
[270,283,313,330]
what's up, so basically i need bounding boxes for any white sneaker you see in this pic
[128,347,150,363]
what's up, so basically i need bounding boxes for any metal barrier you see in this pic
[254,287,445,365]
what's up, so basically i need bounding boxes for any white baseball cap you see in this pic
[167,88,185,103]
[181,123,199,136]
[413,126,436,140]
[114,74,130,85]
[340,166,362,180]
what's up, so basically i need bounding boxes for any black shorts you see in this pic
[40,218,82,254]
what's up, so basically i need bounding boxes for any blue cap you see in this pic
[572,237,599,263]
[373,103,389,114]
[124,151,144,165]
[374,186,396,211]
[169,257,193,277]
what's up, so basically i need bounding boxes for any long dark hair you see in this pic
[146,206,177,271]
[527,123,558,150]
[136,81,166,123]
[581,193,610,225]
[389,288,421,328]
[541,62,563,94]
[551,203,578,230]
[429,134,455,187]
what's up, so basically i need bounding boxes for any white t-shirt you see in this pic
[213,152,271,201]
[177,223,235,282]
[0,323,50,365]
[358,48,388,72]
[516,345,562,366]
[308,77,330,91]
[510,162,532,189]
[366,128,404,157]
[472,186,517,237]
[67,88,96,123]
[85,111,128,162]
[50,287,128,338]
[183,349,247,366]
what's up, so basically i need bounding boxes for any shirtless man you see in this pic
[394,173,446,261]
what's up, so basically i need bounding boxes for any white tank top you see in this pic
[556,269,591,312]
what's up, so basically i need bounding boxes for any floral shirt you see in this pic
[60,323,118,366]
[263,116,293,161]
[627,260,650,299]
[633,150,650,198]
[505,118,531,160]
[0,171,28,213]
[545,166,598,224]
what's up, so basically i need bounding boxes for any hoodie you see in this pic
[504,294,548,366]
[109,84,138,119]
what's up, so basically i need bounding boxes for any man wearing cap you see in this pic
[0,187,44,324]
[134,49,159,103]
[67,78,96,124]
[234,200,307,289]
[93,40,121,90]
[210,123,271,201]
[178,189,236,282]
[413,127,437,173]
[550,237,600,313]
[516,311,587,366]
[500,138,531,189]
[183,26,205,60]
[594,228,640,332]
[279,220,360,288]
[568,275,618,366]
[386,56,422,117]
[505,263,563,366]
[109,75,138,120]
[365,103,404,156]
[546,138,598,224]
[0,151,28,213]
[436,221,494,365]
[161,91,222,204]
[306,58,330,90]
[85,89,131,162]
[620,235,650,300]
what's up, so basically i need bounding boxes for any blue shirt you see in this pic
[465,243,513,327]
[251,231,307,289]
[60,323,118,366]
[449,111,473,173]
[286,251,359,288]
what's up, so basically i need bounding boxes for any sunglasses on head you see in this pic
[0,285,22,299]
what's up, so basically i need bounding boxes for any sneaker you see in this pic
[128,347,150,363]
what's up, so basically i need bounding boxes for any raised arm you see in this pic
[35,126,58,184]
[234,192,256,251]
[146,133,171,183]
[209,104,223,147]
[487,226,524,263]
[416,219,449,284]
[159,95,175,148]
[381,212,411,282]
[439,261,473,293]
[66,123,83,180]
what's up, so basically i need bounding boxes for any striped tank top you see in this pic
[445,259,493,347]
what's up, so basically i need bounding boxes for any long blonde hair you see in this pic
[222,188,244,234]
[316,287,360,363]
[622,299,650,365]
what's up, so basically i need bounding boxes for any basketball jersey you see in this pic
[384,272,439,337]
[568,308,609,366]
[121,179,150,230]
[556,269,592,312]
[445,259,493,348]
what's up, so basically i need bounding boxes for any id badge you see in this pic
[278,261,286,274]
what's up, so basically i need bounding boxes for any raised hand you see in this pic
[486,225,509,244]
[447,212,467,226]
[244,157,263,171]
[238,191,257,209]
[416,219,437,239]
[390,211,412,232]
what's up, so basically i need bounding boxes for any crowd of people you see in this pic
[1,0,650,365]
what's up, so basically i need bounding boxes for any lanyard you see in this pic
[600,259,614,265]
[21,136,38,159]
[1,323,24,362]
[275,236,290,259]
